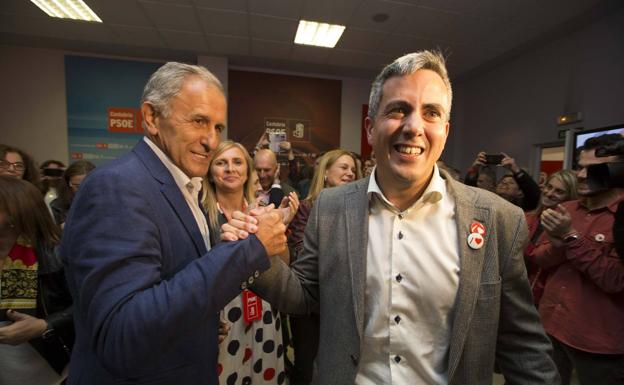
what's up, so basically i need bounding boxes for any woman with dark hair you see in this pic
[286,149,360,385]
[50,160,96,226]
[0,144,41,189]
[0,176,74,385]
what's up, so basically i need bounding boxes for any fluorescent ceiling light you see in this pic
[30,0,102,22]
[294,20,345,48]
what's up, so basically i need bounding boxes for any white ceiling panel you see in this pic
[90,0,152,27]
[249,15,298,42]
[349,0,414,32]
[336,28,388,52]
[161,30,208,52]
[300,0,361,25]
[207,34,250,56]
[110,25,164,48]
[248,0,303,19]
[0,0,614,79]
[251,38,293,60]
[417,0,479,15]
[140,2,201,33]
[198,8,248,36]
[194,0,248,12]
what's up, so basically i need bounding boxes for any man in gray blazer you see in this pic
[227,50,559,385]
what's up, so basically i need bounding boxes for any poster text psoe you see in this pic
[108,107,143,134]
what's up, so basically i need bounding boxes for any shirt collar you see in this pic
[143,137,203,197]
[367,164,444,211]
[578,189,624,213]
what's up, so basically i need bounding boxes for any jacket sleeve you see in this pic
[564,236,624,293]
[253,195,320,315]
[61,170,270,376]
[495,212,560,385]
[514,171,541,211]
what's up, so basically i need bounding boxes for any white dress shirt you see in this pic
[143,137,211,251]
[355,165,460,385]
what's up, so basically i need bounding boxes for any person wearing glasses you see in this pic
[0,144,41,189]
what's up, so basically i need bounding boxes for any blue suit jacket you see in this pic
[61,140,269,384]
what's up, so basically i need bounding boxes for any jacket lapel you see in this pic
[445,177,491,380]
[133,139,208,257]
[345,178,370,341]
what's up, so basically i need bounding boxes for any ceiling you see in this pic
[0,0,619,80]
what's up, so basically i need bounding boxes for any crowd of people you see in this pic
[0,49,622,385]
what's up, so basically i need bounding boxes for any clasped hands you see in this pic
[540,204,575,248]
[220,204,288,257]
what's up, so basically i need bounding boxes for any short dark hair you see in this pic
[582,133,622,151]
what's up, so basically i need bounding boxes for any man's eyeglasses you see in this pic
[0,160,26,172]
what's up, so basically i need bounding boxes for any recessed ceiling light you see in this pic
[294,20,345,48]
[30,0,102,22]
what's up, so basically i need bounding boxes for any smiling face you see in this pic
[325,154,356,187]
[366,70,450,196]
[143,75,226,178]
[541,176,568,208]
[1,152,25,179]
[210,146,248,193]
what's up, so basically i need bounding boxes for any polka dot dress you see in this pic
[218,294,286,385]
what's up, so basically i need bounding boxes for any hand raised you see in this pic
[541,204,573,238]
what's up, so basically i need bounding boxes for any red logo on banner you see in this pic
[108,108,142,133]
[71,152,83,159]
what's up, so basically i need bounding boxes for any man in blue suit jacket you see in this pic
[61,62,286,384]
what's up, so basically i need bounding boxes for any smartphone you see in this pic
[484,154,504,165]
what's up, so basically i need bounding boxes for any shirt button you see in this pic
[254,270,260,278]
[398,231,404,240]
[248,276,254,284]
[396,274,403,282]
[398,213,404,220]
[394,315,401,324]
[241,282,248,290]
[394,355,401,363]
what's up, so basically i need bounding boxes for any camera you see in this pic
[42,167,64,178]
[587,136,624,189]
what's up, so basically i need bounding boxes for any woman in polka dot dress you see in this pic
[202,141,296,385]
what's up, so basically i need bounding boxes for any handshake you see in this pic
[219,202,294,258]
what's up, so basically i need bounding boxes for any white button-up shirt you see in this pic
[355,165,459,385]
[144,137,211,251]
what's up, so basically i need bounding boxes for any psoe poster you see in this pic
[65,55,162,166]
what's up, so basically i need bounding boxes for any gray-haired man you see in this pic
[226,51,559,385]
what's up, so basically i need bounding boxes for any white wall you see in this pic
[0,45,371,165]
[447,7,624,174]
[0,45,68,164]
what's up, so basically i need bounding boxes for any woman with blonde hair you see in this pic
[286,148,360,385]
[524,169,578,305]
[202,140,297,385]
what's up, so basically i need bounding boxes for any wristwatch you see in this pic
[563,233,580,243]
[41,322,55,340]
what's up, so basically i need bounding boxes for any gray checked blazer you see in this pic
[253,171,559,385]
